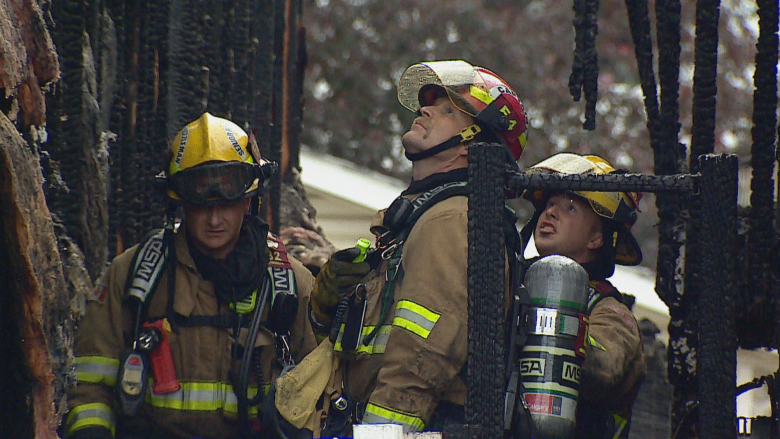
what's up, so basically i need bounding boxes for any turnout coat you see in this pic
[65,225,316,439]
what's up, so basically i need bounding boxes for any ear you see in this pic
[586,229,604,251]
[242,198,252,213]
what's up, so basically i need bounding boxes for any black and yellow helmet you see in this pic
[166,113,275,205]
[525,153,643,266]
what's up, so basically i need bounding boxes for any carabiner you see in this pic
[381,241,401,260]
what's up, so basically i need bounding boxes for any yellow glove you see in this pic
[310,247,371,332]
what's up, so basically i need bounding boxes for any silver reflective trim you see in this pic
[393,307,436,332]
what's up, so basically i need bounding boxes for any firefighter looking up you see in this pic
[521,152,647,439]
[64,113,317,439]
[302,60,529,435]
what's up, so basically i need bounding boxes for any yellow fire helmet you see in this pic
[166,112,275,205]
[525,153,643,266]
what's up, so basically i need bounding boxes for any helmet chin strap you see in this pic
[404,124,481,162]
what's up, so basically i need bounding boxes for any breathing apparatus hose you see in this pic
[328,295,350,344]
[164,206,179,333]
[235,277,272,437]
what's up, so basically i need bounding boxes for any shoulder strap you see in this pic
[266,234,299,335]
[403,180,468,230]
[127,230,299,336]
[361,182,468,344]
[586,279,624,313]
[124,229,168,305]
[385,181,469,285]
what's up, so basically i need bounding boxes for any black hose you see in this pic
[235,278,271,435]
[328,295,351,344]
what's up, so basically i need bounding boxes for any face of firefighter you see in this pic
[183,198,251,259]
[534,192,604,264]
[402,96,474,158]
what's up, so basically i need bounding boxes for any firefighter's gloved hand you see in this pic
[310,247,371,331]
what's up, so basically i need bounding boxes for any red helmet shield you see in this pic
[398,61,529,161]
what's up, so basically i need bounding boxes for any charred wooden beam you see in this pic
[0,111,88,439]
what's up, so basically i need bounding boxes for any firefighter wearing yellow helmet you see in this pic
[517,153,646,439]
[166,112,275,206]
[524,152,643,269]
[64,113,317,439]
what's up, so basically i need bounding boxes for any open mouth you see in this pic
[538,221,556,234]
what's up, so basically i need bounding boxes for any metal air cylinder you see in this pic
[519,255,589,439]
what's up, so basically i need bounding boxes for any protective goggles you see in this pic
[168,161,277,205]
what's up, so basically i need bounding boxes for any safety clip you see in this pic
[459,124,482,141]
[381,241,400,260]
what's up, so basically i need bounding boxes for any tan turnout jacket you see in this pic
[65,226,316,439]
[577,290,646,438]
[329,194,471,433]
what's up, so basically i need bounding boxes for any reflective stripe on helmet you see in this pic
[469,85,493,106]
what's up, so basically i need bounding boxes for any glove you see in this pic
[310,247,371,330]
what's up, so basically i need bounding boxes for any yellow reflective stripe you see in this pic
[392,300,441,339]
[611,413,628,439]
[363,402,425,432]
[469,85,493,105]
[395,300,440,323]
[65,402,115,436]
[75,356,120,386]
[588,334,607,351]
[145,380,268,415]
[333,325,391,354]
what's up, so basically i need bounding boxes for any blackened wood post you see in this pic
[465,143,508,439]
[694,154,737,438]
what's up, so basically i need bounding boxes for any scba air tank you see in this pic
[519,255,589,439]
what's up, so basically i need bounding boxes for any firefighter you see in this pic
[521,152,647,439]
[63,113,317,439]
[305,60,529,435]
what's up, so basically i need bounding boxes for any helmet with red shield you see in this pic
[397,60,529,162]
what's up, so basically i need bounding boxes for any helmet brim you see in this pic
[524,187,643,266]
[397,60,485,116]
[614,223,643,266]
